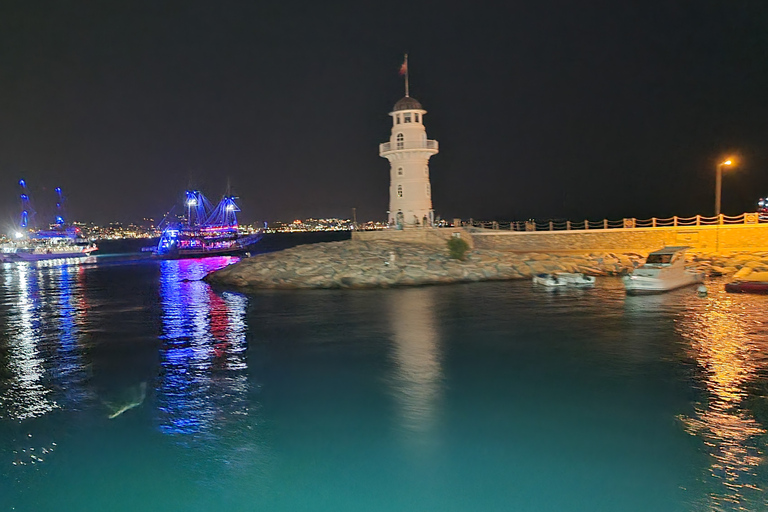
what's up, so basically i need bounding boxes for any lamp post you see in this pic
[715,159,732,217]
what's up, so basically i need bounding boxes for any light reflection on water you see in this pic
[2,257,768,509]
[0,256,247,433]
[387,287,442,435]
[676,286,768,510]
[157,257,250,438]
[1,263,60,421]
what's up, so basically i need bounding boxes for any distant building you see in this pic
[379,90,438,228]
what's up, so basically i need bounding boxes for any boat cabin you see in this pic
[641,246,689,268]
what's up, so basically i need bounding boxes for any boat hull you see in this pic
[155,246,251,260]
[533,273,595,288]
[623,272,703,295]
[725,281,768,294]
[5,250,95,262]
[153,233,263,260]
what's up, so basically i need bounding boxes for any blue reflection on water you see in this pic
[51,263,91,408]
[157,257,249,438]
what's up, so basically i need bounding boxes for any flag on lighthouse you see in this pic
[399,58,407,76]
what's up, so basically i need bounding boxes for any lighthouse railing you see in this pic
[379,140,439,153]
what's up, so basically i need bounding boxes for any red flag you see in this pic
[398,60,407,76]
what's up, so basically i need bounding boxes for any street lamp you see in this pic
[715,159,733,217]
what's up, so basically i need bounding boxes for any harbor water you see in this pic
[1,253,768,511]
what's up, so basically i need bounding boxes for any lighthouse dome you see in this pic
[393,96,423,111]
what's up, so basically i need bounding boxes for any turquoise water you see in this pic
[1,256,768,511]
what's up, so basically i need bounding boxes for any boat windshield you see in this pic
[645,253,673,265]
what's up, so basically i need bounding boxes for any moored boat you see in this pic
[725,272,768,294]
[533,272,596,287]
[623,246,702,295]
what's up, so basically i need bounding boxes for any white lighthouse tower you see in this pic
[379,56,438,228]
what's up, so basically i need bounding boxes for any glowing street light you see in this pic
[715,159,734,217]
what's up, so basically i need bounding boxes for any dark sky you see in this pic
[1,1,768,228]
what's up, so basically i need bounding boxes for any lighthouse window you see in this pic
[396,133,404,149]
[397,185,403,198]
[403,113,412,123]
[397,167,403,176]
[414,113,420,122]
[426,183,431,198]
[396,115,401,124]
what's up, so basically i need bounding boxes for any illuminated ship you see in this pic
[154,190,262,259]
[1,181,97,262]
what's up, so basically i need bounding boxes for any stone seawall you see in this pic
[352,227,473,247]
[469,224,768,253]
[204,239,768,290]
[354,224,768,253]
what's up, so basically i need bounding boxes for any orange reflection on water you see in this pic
[677,288,768,508]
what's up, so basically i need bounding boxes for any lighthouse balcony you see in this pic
[379,140,439,155]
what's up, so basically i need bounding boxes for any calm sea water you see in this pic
[1,253,768,511]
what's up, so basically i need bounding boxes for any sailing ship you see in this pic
[1,181,97,262]
[153,190,262,259]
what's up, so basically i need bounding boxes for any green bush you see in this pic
[447,237,470,260]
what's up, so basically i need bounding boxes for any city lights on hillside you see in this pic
[0,217,389,242]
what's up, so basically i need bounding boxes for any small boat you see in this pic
[725,272,768,294]
[623,246,702,295]
[533,272,596,288]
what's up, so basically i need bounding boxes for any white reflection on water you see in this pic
[0,263,58,420]
[676,288,768,509]
[387,287,443,434]
[157,257,249,437]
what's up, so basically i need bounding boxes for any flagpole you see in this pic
[405,53,409,97]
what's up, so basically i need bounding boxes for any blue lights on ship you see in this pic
[154,190,261,258]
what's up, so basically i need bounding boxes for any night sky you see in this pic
[2,1,768,228]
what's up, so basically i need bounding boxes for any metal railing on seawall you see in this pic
[456,212,766,231]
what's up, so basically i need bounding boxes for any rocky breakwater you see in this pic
[688,251,768,279]
[203,240,652,290]
[203,241,768,290]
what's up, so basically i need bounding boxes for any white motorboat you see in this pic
[533,272,596,288]
[623,246,703,295]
